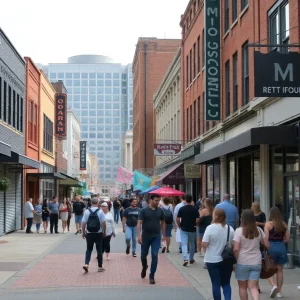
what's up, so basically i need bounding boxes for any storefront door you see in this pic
[285,176,300,262]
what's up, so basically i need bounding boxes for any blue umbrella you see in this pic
[140,185,160,195]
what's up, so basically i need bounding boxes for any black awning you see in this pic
[0,151,40,169]
[155,163,184,185]
[0,141,11,157]
[195,125,296,164]
[27,172,66,180]
[59,172,83,187]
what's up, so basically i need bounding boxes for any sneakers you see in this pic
[190,259,195,264]
[141,265,148,278]
[276,293,283,298]
[161,246,166,253]
[149,275,155,284]
[183,260,188,266]
[83,264,89,273]
[126,245,131,255]
[98,267,105,272]
[270,286,278,298]
[132,252,137,257]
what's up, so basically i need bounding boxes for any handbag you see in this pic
[259,229,278,279]
[221,225,237,265]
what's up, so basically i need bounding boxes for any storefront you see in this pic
[59,173,83,200]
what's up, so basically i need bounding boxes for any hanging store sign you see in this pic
[79,141,87,170]
[153,144,182,156]
[55,93,67,137]
[254,51,300,97]
[184,164,201,179]
[205,0,221,121]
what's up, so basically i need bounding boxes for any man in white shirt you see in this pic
[82,197,106,273]
[25,198,35,234]
[173,195,186,253]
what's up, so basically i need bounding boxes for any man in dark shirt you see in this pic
[113,198,121,223]
[48,196,59,234]
[137,193,166,285]
[73,196,86,235]
[176,194,200,266]
[122,199,140,257]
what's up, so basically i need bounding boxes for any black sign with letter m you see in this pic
[254,51,300,97]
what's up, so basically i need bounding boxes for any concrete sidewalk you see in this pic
[165,229,300,300]
[0,220,72,287]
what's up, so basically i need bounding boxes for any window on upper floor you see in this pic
[43,114,53,153]
[198,96,201,136]
[225,60,230,117]
[242,41,249,104]
[193,100,196,139]
[233,52,238,111]
[269,0,289,53]
[186,108,189,141]
[193,43,196,79]
[186,55,189,88]
[202,29,205,67]
[241,0,248,11]
[232,0,238,22]
[197,36,201,73]
[190,49,193,84]
[225,0,230,33]
[28,100,37,145]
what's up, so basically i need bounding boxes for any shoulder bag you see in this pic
[221,225,237,265]
[259,228,278,279]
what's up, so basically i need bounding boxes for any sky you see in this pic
[0,0,188,65]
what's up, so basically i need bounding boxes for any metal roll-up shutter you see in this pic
[0,166,5,236]
[5,170,17,233]
[15,171,22,230]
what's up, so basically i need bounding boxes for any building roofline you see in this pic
[24,57,41,75]
[40,70,56,94]
[0,27,25,65]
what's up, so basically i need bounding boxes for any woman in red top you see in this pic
[59,198,69,233]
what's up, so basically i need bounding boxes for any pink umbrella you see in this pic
[149,186,185,197]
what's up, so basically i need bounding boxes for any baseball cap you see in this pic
[101,202,108,207]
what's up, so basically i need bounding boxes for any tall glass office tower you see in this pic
[44,55,133,183]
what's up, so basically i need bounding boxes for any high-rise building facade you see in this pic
[44,55,133,183]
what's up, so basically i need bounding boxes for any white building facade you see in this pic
[122,130,133,172]
[154,49,181,168]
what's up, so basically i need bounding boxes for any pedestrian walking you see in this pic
[216,194,239,229]
[113,197,121,223]
[122,199,140,257]
[198,198,214,258]
[73,196,86,235]
[101,202,116,260]
[48,196,59,234]
[159,196,173,253]
[33,199,42,233]
[42,198,50,233]
[173,195,186,253]
[202,208,234,300]
[176,194,200,266]
[137,193,166,284]
[59,198,69,233]
[265,207,290,298]
[25,198,35,234]
[251,202,266,230]
[233,209,269,300]
[82,197,106,273]
[66,198,72,231]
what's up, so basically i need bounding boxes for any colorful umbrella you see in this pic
[149,186,185,197]
[140,185,160,195]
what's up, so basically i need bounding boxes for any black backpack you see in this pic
[86,208,101,233]
[162,207,173,224]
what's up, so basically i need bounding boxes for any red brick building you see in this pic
[24,57,41,203]
[132,38,180,171]
[180,0,300,206]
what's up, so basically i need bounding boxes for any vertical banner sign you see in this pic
[79,141,87,170]
[205,0,221,120]
[55,93,67,137]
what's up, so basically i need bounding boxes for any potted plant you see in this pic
[0,177,10,192]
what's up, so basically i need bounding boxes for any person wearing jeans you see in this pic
[122,199,140,257]
[202,208,235,300]
[176,194,200,266]
[82,197,106,273]
[113,198,121,223]
[48,196,59,234]
[137,194,166,284]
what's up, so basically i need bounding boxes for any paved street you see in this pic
[0,221,300,300]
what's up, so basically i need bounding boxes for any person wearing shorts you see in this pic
[73,196,86,235]
[233,209,268,300]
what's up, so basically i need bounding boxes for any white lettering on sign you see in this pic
[274,63,293,82]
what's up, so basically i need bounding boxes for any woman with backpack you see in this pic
[160,197,174,253]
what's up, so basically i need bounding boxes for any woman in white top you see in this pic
[233,209,269,300]
[101,202,116,260]
[202,208,234,300]
[159,197,174,252]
